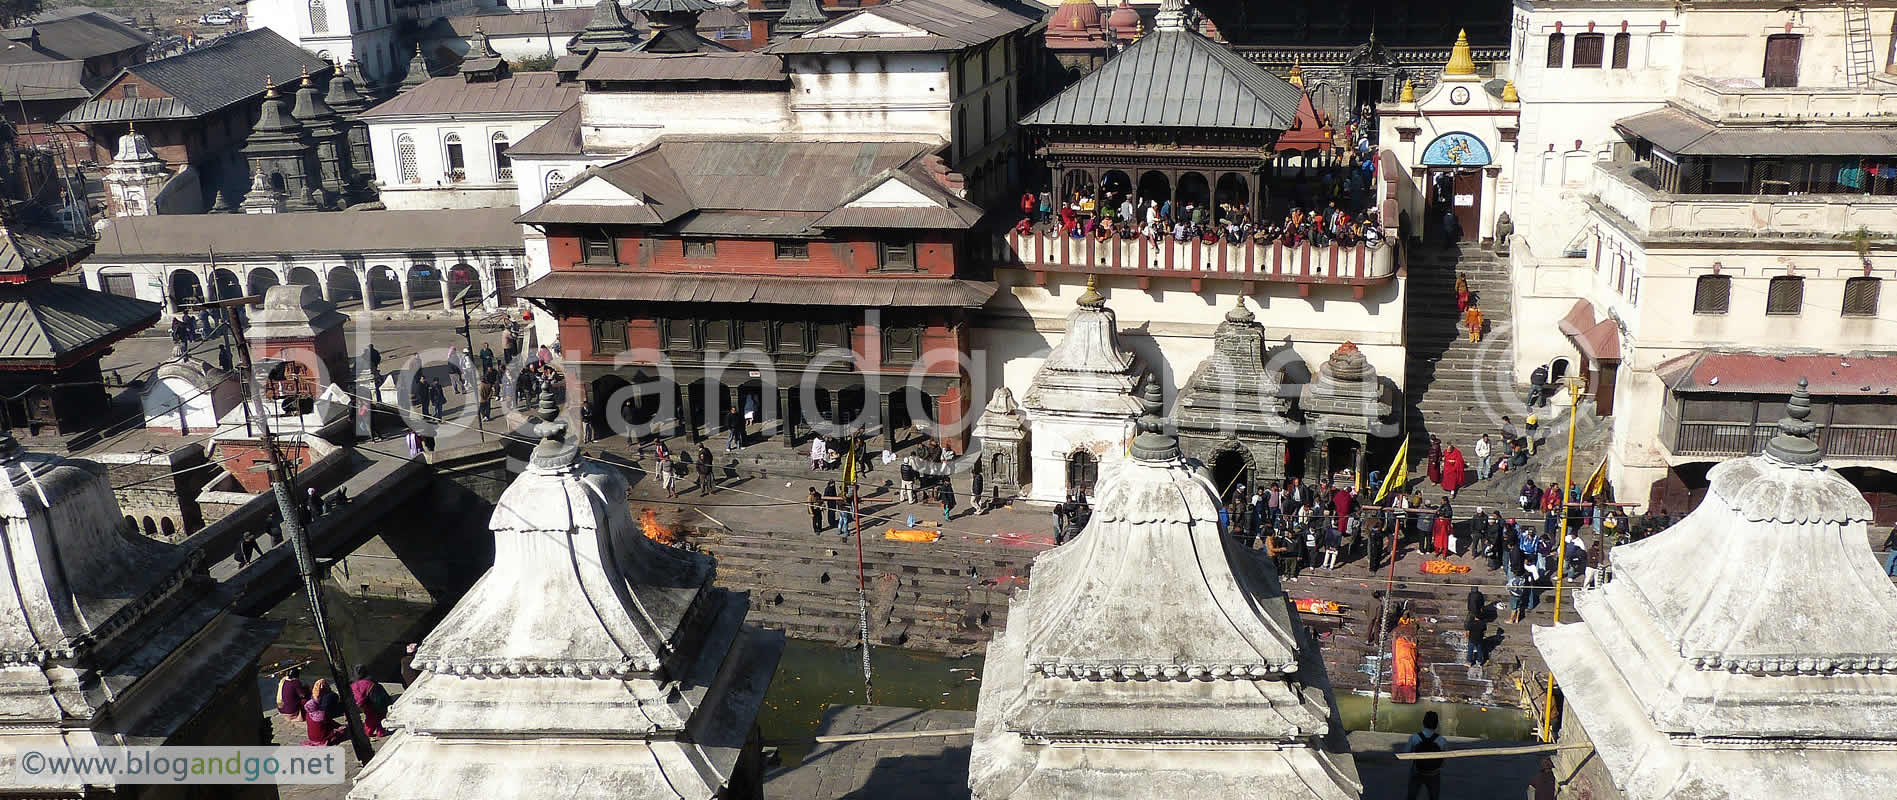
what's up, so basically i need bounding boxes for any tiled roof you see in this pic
[60,29,331,124]
[518,272,998,308]
[518,136,984,232]
[506,104,584,158]
[765,0,1037,54]
[1656,350,1897,397]
[1021,28,1302,130]
[0,61,89,101]
[3,9,150,61]
[575,51,785,83]
[91,208,525,260]
[360,72,582,119]
[0,281,160,365]
[435,9,595,37]
[1617,105,1897,157]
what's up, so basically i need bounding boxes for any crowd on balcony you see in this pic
[1016,189,1384,249]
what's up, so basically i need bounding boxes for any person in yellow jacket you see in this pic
[1463,303,1485,343]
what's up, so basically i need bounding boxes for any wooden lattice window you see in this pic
[1546,33,1566,68]
[590,318,626,352]
[1693,275,1731,314]
[1843,276,1881,317]
[1766,276,1804,315]
[1573,33,1606,68]
[1612,32,1631,68]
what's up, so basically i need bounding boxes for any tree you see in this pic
[513,54,557,72]
[0,0,43,27]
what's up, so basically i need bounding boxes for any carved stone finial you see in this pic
[529,386,579,470]
[1225,297,1255,324]
[1129,382,1180,463]
[1764,377,1822,466]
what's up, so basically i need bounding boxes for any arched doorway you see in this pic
[1210,443,1253,502]
[446,263,483,308]
[1100,169,1132,213]
[1137,171,1171,211]
[1215,173,1250,219]
[169,270,203,309]
[211,268,242,301]
[406,265,443,309]
[1177,172,1211,215]
[1549,357,1572,383]
[1066,450,1098,497]
[248,268,281,297]
[289,266,323,297]
[1324,436,1362,482]
[367,265,402,309]
[326,267,362,308]
[1060,169,1092,205]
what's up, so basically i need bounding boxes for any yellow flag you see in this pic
[1374,438,1410,504]
[841,445,857,490]
[1583,457,1608,498]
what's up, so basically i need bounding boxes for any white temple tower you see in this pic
[970,382,1362,799]
[101,127,170,217]
[1019,281,1145,504]
[349,394,783,800]
[1535,378,1897,798]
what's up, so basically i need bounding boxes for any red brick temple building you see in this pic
[516,135,992,450]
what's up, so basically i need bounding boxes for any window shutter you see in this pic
[1766,276,1804,315]
[1843,276,1881,317]
[1693,275,1731,314]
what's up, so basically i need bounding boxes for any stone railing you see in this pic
[1674,74,1897,121]
[1593,162,1897,238]
[989,230,1399,286]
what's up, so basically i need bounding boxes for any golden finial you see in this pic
[1288,61,1304,88]
[300,65,312,86]
[1502,80,1519,103]
[263,74,275,98]
[1444,29,1476,77]
[1078,274,1104,308]
[1399,79,1416,103]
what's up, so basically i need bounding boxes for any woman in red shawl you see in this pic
[304,679,345,746]
[1455,274,1471,312]
[351,664,392,738]
[1432,507,1452,556]
[1441,445,1467,497]
[1426,435,1444,485]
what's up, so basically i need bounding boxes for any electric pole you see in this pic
[185,296,375,761]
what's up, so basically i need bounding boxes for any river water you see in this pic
[258,591,1532,765]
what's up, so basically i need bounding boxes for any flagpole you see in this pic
[846,440,873,704]
[1540,384,1583,742]
[1367,434,1409,732]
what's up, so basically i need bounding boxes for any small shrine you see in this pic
[1535,379,1897,798]
[1044,0,1111,76]
[102,126,170,217]
[969,383,1361,799]
[1298,341,1393,482]
[1378,30,1518,246]
[1019,281,1145,503]
[1175,298,1299,496]
[349,396,783,800]
[0,435,279,796]
[140,342,240,434]
[973,387,1029,502]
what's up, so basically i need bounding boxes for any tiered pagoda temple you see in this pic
[349,396,782,800]
[970,382,1361,799]
[1535,379,1897,798]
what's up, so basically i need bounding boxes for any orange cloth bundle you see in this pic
[884,529,942,543]
[1294,598,1344,614]
[1420,559,1472,575]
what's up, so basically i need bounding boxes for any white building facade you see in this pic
[362,71,582,210]
[246,0,409,85]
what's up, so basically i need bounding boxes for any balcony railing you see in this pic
[1593,162,1897,238]
[1675,74,1897,122]
[989,230,1398,287]
[1671,421,1897,459]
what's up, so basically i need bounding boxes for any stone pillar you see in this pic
[356,270,371,309]
[398,270,413,311]
[438,270,452,309]
[779,387,797,448]
[879,391,896,452]
[675,382,693,442]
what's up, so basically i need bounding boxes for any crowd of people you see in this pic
[1019,189,1388,251]
[273,663,393,746]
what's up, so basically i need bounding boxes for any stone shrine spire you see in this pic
[1535,377,1897,799]
[1019,280,1145,503]
[970,378,1359,799]
[1154,0,1189,33]
[349,392,782,800]
[570,0,646,53]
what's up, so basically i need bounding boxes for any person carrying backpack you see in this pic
[1406,710,1447,799]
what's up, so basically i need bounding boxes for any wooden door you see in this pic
[1594,361,1619,417]
[1452,170,1483,244]
[1764,34,1802,88]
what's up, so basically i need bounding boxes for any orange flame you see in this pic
[640,508,679,545]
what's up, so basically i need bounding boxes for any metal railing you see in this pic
[1673,421,1897,458]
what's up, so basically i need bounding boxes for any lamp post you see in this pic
[1540,382,1584,742]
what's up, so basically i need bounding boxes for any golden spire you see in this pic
[1444,29,1477,77]
[1078,274,1104,308]
[1399,79,1415,103]
[263,74,275,98]
[1502,80,1519,103]
[300,65,312,86]
[1288,61,1304,88]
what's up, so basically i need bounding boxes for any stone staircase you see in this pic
[1402,244,1524,455]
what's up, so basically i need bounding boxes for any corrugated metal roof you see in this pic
[361,72,581,119]
[439,9,595,37]
[1618,106,1897,157]
[1657,351,1897,397]
[0,281,160,364]
[4,10,149,61]
[91,208,525,260]
[61,30,330,123]
[672,212,822,236]
[628,0,724,13]
[766,0,1036,54]
[0,225,93,275]
[508,104,585,157]
[577,51,786,83]
[518,272,998,307]
[1021,28,1302,131]
[0,60,89,101]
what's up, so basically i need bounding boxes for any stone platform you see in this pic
[765,706,974,800]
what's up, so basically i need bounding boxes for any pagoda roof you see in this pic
[1021,26,1301,131]
[0,281,159,368]
[0,222,91,276]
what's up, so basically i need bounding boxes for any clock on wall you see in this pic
[1450,86,1471,106]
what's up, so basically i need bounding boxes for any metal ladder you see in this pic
[1845,0,1878,87]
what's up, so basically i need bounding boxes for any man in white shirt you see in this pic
[1474,434,1493,481]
